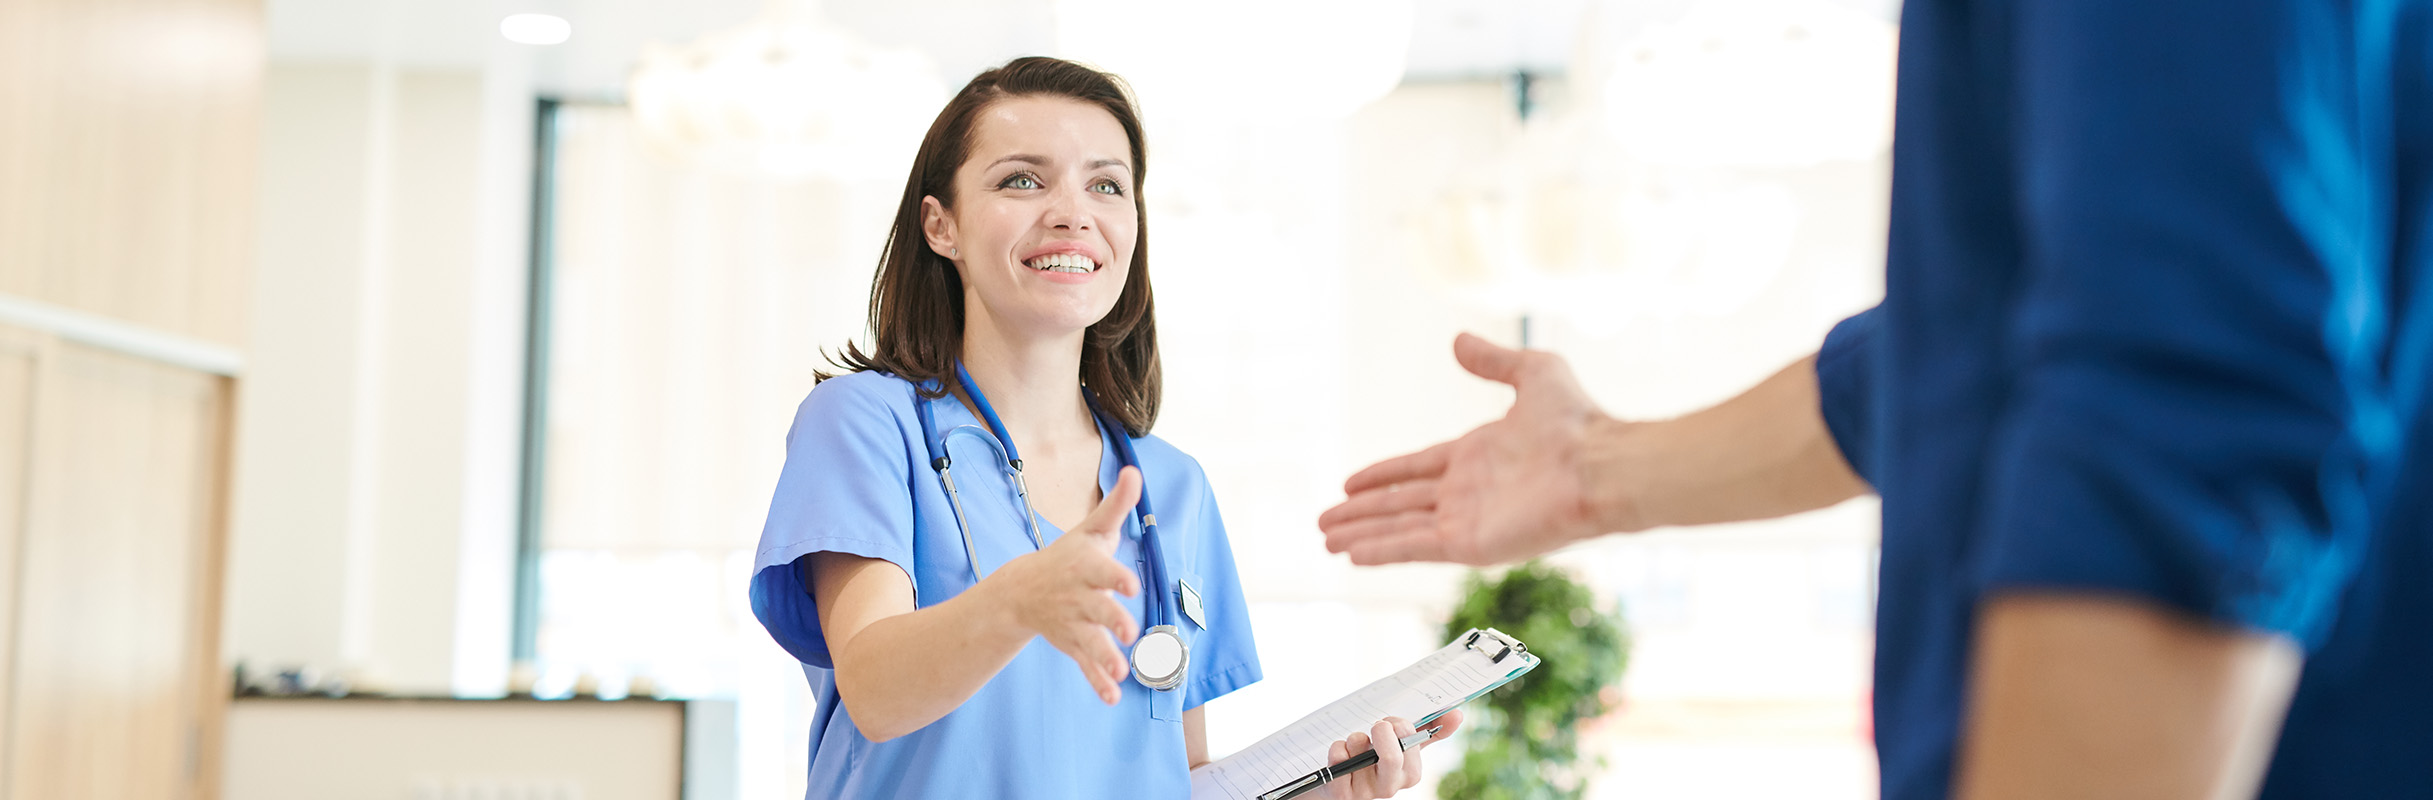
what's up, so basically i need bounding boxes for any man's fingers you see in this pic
[1452,332,1527,386]
[1318,480,1438,531]
[1347,528,1454,566]
[1343,443,1451,495]
[1323,510,1442,557]
[1322,510,1429,554]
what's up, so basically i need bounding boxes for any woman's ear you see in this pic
[921,196,957,260]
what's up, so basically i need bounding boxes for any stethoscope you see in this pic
[914,363,1189,692]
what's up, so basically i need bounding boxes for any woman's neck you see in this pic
[957,322,1095,451]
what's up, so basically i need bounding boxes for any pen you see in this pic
[1257,727,1442,800]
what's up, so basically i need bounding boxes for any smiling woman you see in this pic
[746,56,1453,800]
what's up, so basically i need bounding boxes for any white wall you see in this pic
[227,59,529,697]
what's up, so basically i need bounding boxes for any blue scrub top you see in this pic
[749,370,1263,800]
[1823,2,2433,798]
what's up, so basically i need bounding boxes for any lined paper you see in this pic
[1189,629,1536,800]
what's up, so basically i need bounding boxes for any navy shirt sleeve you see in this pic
[1816,306,1882,487]
[1972,0,2393,646]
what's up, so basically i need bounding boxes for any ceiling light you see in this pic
[500,13,571,46]
[1590,0,1896,168]
[626,7,944,179]
[1053,0,1415,123]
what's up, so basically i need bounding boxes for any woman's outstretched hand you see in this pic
[986,466,1145,705]
[1318,711,1463,799]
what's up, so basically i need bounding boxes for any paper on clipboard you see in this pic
[1189,628,1540,800]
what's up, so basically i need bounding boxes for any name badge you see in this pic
[1178,579,1207,630]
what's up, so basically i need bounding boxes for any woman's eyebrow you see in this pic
[985,154,1049,169]
[982,154,1131,174]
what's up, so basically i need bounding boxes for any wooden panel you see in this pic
[7,342,229,800]
[0,327,42,776]
[0,0,263,347]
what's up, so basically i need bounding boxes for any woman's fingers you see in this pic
[1366,719,1406,794]
[1428,709,1464,739]
[1387,717,1422,789]
[1091,593,1138,645]
[1320,739,1352,799]
[1073,467,1143,549]
[1046,624,1127,705]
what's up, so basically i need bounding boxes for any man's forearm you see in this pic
[1956,594,2301,800]
[1589,354,1872,532]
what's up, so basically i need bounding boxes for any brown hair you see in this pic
[820,56,1161,436]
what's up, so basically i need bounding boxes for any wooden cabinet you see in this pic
[0,0,261,798]
[2,336,234,800]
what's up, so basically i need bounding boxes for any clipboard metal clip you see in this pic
[1463,629,1525,664]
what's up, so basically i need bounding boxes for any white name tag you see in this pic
[1178,579,1207,630]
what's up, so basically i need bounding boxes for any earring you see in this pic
[950,247,958,257]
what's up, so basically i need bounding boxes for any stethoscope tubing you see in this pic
[916,365,1172,632]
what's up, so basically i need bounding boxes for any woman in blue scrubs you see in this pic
[748,57,1454,799]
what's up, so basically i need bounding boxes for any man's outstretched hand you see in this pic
[1318,334,1633,566]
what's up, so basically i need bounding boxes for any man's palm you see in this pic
[1321,334,1609,566]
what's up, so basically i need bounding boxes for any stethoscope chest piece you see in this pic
[1132,624,1188,691]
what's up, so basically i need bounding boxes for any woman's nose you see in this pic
[1042,183,1094,231]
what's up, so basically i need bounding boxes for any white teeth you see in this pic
[1025,253,1098,273]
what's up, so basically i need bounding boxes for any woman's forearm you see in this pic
[814,554,1036,742]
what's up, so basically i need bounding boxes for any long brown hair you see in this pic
[820,56,1161,436]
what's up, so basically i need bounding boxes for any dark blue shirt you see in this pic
[1817,2,2433,798]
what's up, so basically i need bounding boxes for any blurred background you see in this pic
[0,0,1892,797]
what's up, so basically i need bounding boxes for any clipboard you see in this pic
[1188,628,1541,800]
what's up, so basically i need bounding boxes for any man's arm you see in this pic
[1957,595,2300,800]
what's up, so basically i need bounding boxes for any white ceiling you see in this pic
[267,0,1896,96]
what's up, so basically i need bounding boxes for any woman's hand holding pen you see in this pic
[983,466,1145,705]
[1319,712,1463,799]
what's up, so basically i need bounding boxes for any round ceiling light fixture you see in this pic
[1590,0,1897,168]
[500,13,571,46]
[626,2,945,180]
[1052,0,1416,125]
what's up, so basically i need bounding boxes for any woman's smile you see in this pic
[1019,242,1109,284]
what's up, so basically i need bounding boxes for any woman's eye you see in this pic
[1000,173,1040,190]
[1092,179,1125,196]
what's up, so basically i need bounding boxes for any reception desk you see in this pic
[224,696,736,800]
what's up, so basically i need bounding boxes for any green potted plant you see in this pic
[1437,560,1629,800]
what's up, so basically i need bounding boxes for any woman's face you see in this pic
[924,96,1139,344]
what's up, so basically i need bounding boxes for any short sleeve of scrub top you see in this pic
[747,370,1263,800]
